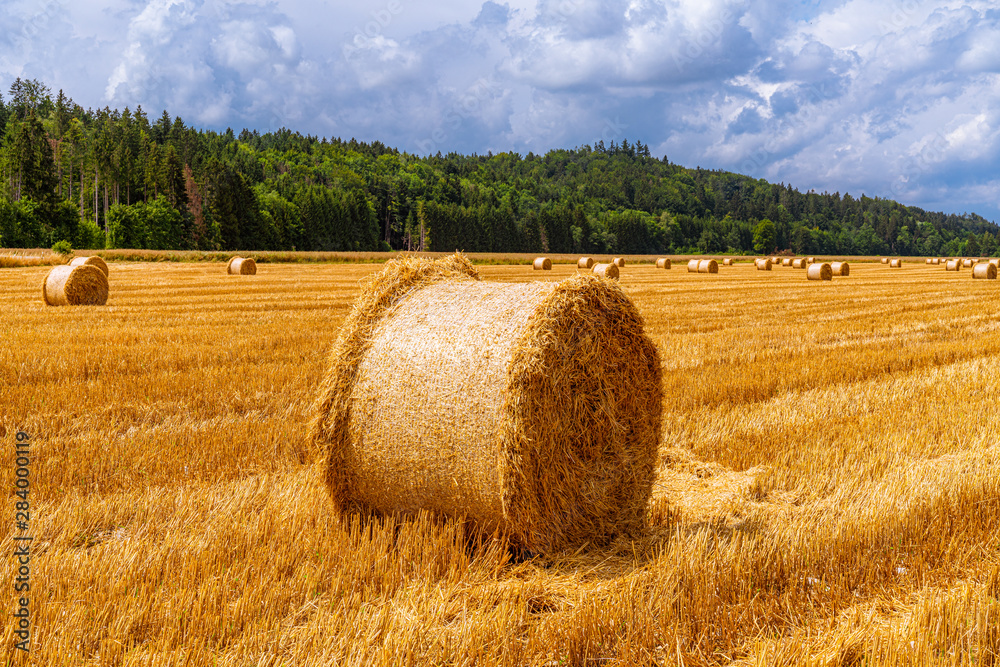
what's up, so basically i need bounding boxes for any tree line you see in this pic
[1,77,998,256]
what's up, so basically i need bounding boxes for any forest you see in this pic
[2,77,998,256]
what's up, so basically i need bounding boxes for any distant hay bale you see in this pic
[309,254,663,553]
[533,257,552,271]
[655,258,671,269]
[612,257,625,267]
[962,258,975,268]
[723,258,734,266]
[946,260,961,271]
[925,258,933,265]
[830,262,850,276]
[990,259,1000,268]
[577,257,595,269]
[806,257,815,264]
[889,259,902,268]
[781,258,793,266]
[697,259,719,274]
[593,263,620,280]
[770,256,780,265]
[42,265,108,306]
[973,263,997,280]
[69,255,109,277]
[807,262,833,281]
[228,257,257,275]
[687,259,700,273]
[881,257,889,264]
[755,258,772,271]
[792,258,808,268]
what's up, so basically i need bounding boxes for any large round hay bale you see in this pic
[69,255,109,277]
[781,258,792,266]
[807,262,833,281]
[755,258,772,271]
[687,259,700,272]
[792,258,808,269]
[830,261,850,276]
[655,258,671,269]
[310,255,662,553]
[227,257,257,275]
[722,258,734,266]
[612,257,625,267]
[973,263,997,280]
[698,259,719,274]
[946,260,961,271]
[890,259,902,268]
[881,257,889,264]
[593,263,619,280]
[533,257,552,271]
[962,258,975,268]
[577,257,595,269]
[42,265,109,306]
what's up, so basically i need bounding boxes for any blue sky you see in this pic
[3,0,1000,221]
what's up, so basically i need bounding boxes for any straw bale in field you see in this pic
[807,263,833,281]
[881,257,889,264]
[722,258,734,265]
[962,258,974,267]
[593,263,619,280]
[830,262,849,276]
[227,257,257,275]
[42,265,108,306]
[532,257,552,271]
[973,263,997,280]
[577,257,595,269]
[806,257,815,264]
[925,258,933,264]
[781,258,793,266]
[698,259,718,274]
[612,257,625,267]
[655,258,671,269]
[69,255,109,277]
[889,259,902,268]
[946,260,961,271]
[792,258,807,268]
[755,258,772,271]
[310,254,662,553]
[687,259,700,272]
[990,259,1000,268]
[770,256,780,264]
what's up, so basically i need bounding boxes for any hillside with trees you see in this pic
[1,77,997,256]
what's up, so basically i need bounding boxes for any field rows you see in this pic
[2,260,999,665]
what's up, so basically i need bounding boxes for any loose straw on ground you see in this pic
[309,254,663,554]
[227,257,257,275]
[533,257,552,270]
[69,255,109,277]
[42,265,109,306]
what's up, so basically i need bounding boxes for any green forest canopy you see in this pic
[1,77,998,257]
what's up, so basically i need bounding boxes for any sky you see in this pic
[2,0,1000,222]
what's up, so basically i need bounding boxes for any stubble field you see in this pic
[2,258,999,666]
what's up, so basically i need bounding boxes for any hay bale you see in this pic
[593,263,620,280]
[946,260,961,271]
[309,254,662,553]
[792,258,808,269]
[806,257,815,264]
[881,257,889,264]
[973,263,997,280]
[577,257,595,269]
[770,256,780,265]
[42,265,108,306]
[989,259,1000,268]
[807,262,833,281]
[781,258,793,266]
[228,257,257,275]
[687,259,700,273]
[890,259,902,268]
[612,257,625,267]
[830,261,850,276]
[722,258,734,266]
[655,258,671,269]
[962,258,975,268]
[697,259,719,274]
[69,255,109,277]
[755,258,772,271]
[925,258,933,265]
[533,257,552,271]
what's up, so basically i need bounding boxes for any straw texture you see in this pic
[592,263,620,280]
[655,258,671,269]
[42,265,109,306]
[973,263,997,280]
[228,257,257,275]
[533,257,552,271]
[310,254,662,553]
[755,258,772,271]
[577,257,595,269]
[830,262,850,276]
[698,259,719,274]
[807,263,833,281]
[69,255,109,277]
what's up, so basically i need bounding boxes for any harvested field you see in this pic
[2,259,1000,665]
